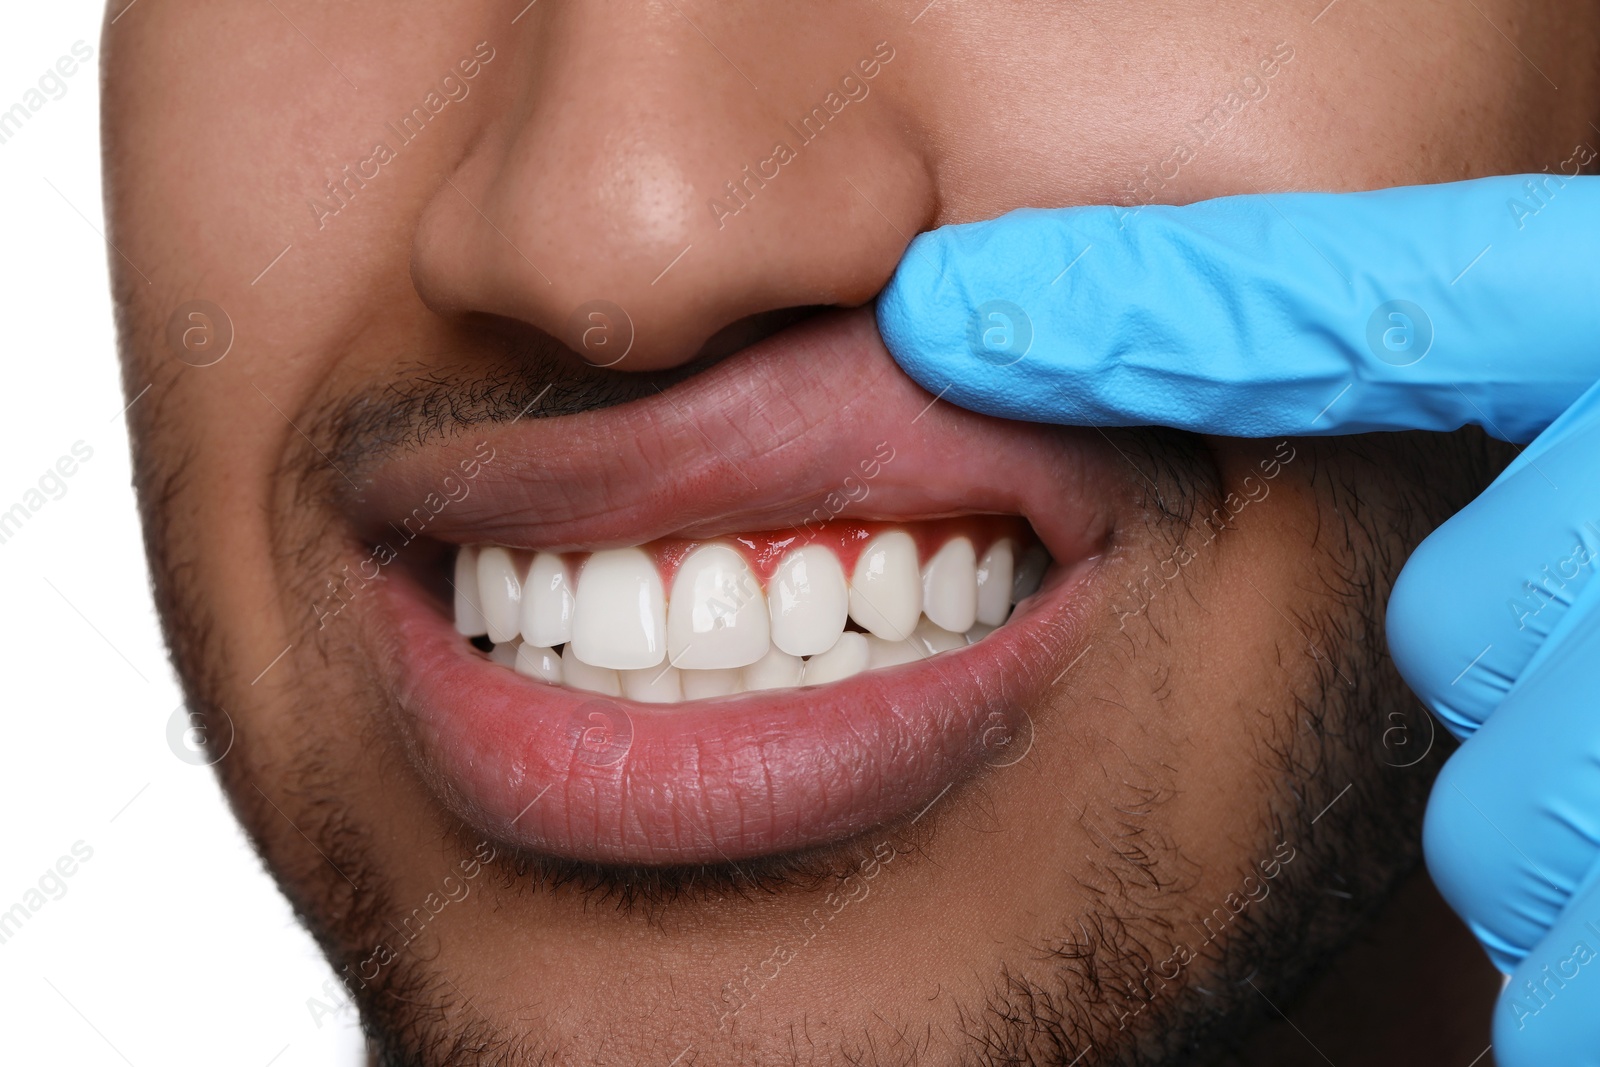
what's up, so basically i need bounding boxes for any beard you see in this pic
[129,351,1501,1066]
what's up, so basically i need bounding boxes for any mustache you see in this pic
[321,324,694,477]
[322,306,818,476]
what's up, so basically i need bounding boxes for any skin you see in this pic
[101,0,1599,1063]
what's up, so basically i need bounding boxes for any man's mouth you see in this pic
[349,309,1123,866]
[451,519,1050,701]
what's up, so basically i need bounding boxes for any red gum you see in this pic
[492,516,1037,588]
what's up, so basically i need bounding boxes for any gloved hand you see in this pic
[876,174,1600,1066]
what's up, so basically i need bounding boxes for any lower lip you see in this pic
[376,554,1094,865]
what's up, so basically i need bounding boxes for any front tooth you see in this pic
[866,635,924,669]
[514,644,563,683]
[561,643,622,695]
[912,616,967,655]
[520,552,575,647]
[975,539,1015,627]
[1011,545,1048,604]
[489,639,520,668]
[476,546,524,642]
[667,544,770,669]
[622,665,684,703]
[921,537,978,633]
[680,667,745,699]
[742,647,804,691]
[570,548,667,670]
[965,623,997,644]
[769,545,849,657]
[848,531,922,641]
[803,631,869,684]
[453,545,489,637]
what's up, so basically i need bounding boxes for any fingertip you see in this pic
[1423,750,1529,973]
[1386,539,1493,741]
[1492,978,1546,1067]
[876,214,1064,422]
[875,238,959,404]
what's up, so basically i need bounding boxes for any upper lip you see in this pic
[346,308,1124,864]
[351,311,1113,554]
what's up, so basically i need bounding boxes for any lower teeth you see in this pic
[452,523,1048,702]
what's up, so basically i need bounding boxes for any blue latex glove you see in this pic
[877,175,1600,1065]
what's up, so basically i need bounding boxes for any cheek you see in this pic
[907,4,1590,224]
[1088,440,1331,864]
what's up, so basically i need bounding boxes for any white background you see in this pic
[0,3,364,1063]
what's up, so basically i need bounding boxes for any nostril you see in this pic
[684,306,825,373]
[559,303,827,377]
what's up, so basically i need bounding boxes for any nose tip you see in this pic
[415,139,715,368]
[409,15,929,371]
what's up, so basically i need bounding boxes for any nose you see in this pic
[411,4,931,371]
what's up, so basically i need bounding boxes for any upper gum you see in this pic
[477,516,1034,587]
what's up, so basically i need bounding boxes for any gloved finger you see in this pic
[877,175,1600,443]
[1424,597,1600,972]
[1492,869,1600,1067]
[1387,378,1600,738]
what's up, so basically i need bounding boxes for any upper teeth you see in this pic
[572,547,667,669]
[769,545,848,657]
[665,543,770,670]
[452,525,1048,701]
